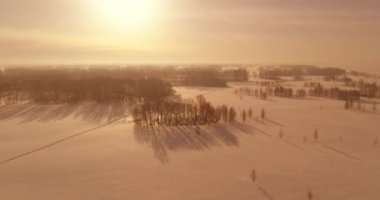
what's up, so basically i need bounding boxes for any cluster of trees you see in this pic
[251,81,278,87]
[307,67,346,76]
[295,89,308,98]
[132,95,239,126]
[357,80,379,98]
[310,75,379,99]
[343,79,379,98]
[180,68,250,87]
[345,100,377,112]
[234,84,364,101]
[259,65,345,79]
[273,87,294,98]
[273,87,307,98]
[338,76,354,83]
[234,87,268,100]
[308,85,360,101]
[349,71,379,79]
[222,68,249,81]
[304,81,322,88]
[234,86,307,99]
[181,68,227,87]
[232,81,374,104]
[293,76,304,81]
[258,65,311,79]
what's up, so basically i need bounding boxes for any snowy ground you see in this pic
[1,82,380,200]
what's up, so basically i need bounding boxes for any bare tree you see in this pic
[221,105,228,123]
[279,129,284,139]
[229,107,236,123]
[308,190,313,200]
[261,108,266,121]
[314,128,319,142]
[241,110,247,123]
[250,168,256,183]
[344,100,350,110]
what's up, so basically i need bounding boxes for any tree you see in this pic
[250,168,256,183]
[229,107,236,123]
[241,110,247,123]
[221,105,228,123]
[314,128,319,142]
[308,190,313,200]
[344,100,350,110]
[261,108,266,121]
[279,129,284,139]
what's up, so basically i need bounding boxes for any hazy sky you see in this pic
[1,0,379,72]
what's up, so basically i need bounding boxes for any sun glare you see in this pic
[93,0,157,29]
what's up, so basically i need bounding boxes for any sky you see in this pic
[0,0,379,72]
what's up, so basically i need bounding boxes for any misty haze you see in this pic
[1,1,380,200]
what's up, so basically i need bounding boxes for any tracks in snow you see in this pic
[0,116,131,166]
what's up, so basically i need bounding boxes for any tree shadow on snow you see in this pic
[0,102,130,124]
[133,124,240,164]
[231,121,272,137]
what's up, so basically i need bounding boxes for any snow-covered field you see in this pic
[1,82,380,200]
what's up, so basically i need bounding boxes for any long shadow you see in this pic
[133,124,239,164]
[0,102,130,124]
[284,140,305,151]
[265,118,285,127]
[319,143,362,161]
[364,111,380,116]
[311,146,328,154]
[0,103,38,120]
[0,116,131,166]
[256,185,276,200]
[232,122,272,137]
[264,99,278,103]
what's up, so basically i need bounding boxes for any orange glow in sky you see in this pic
[0,0,379,72]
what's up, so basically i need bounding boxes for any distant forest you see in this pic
[0,67,249,103]
[0,68,174,104]
[258,65,346,79]
[0,67,249,92]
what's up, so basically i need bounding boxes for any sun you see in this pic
[93,0,157,29]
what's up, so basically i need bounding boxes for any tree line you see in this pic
[181,68,250,87]
[309,78,379,98]
[308,85,360,101]
[222,68,249,81]
[0,68,174,104]
[259,66,345,79]
[344,100,377,112]
[234,86,308,99]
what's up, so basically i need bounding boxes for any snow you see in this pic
[0,82,380,200]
